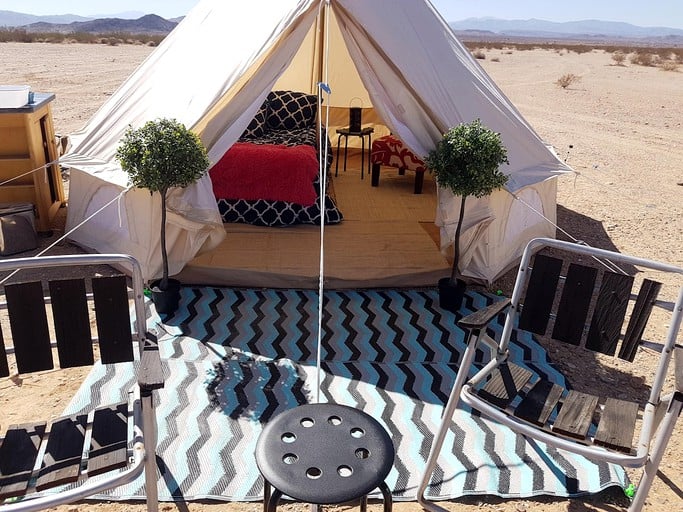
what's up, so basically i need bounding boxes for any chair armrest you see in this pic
[138,333,165,392]
[458,298,511,331]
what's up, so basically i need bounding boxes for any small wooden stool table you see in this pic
[255,403,395,512]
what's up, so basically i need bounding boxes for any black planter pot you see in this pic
[150,278,181,315]
[438,277,467,312]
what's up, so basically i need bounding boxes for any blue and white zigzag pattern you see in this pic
[63,287,627,502]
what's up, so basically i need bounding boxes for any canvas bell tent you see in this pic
[61,0,571,283]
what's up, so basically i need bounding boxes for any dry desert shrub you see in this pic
[630,51,657,67]
[68,31,99,43]
[0,28,164,45]
[657,50,683,67]
[0,28,33,42]
[472,49,486,60]
[611,51,627,65]
[564,44,593,54]
[490,57,500,62]
[654,48,678,61]
[659,61,680,72]
[555,73,582,89]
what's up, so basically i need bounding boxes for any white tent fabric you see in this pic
[62,0,571,283]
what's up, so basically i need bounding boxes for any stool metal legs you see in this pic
[360,483,393,512]
[263,480,283,512]
[263,479,392,512]
[379,481,393,512]
[335,133,343,177]
[369,133,372,176]
[343,135,349,174]
[334,132,372,179]
[333,133,352,177]
[360,135,364,179]
[358,132,372,179]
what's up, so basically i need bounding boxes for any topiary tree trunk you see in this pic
[158,187,170,290]
[451,195,466,284]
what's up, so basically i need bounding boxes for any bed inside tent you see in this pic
[62,0,570,289]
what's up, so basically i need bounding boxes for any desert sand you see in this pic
[0,41,681,511]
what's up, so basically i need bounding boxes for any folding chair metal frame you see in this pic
[418,237,683,512]
[0,254,163,512]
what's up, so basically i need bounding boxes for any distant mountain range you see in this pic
[25,14,177,35]
[449,17,683,45]
[0,11,90,26]
[1,11,682,45]
[0,10,181,35]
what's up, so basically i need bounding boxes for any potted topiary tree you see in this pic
[115,118,210,314]
[425,119,509,312]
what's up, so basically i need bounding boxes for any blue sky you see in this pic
[4,0,683,29]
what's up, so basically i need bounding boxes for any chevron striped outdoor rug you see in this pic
[64,287,627,503]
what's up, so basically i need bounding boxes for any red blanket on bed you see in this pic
[209,142,319,206]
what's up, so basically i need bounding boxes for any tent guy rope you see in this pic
[0,186,132,286]
[314,0,333,403]
[0,159,58,188]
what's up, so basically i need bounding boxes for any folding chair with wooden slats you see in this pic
[418,237,683,512]
[0,254,163,512]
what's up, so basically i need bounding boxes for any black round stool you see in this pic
[255,403,395,512]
